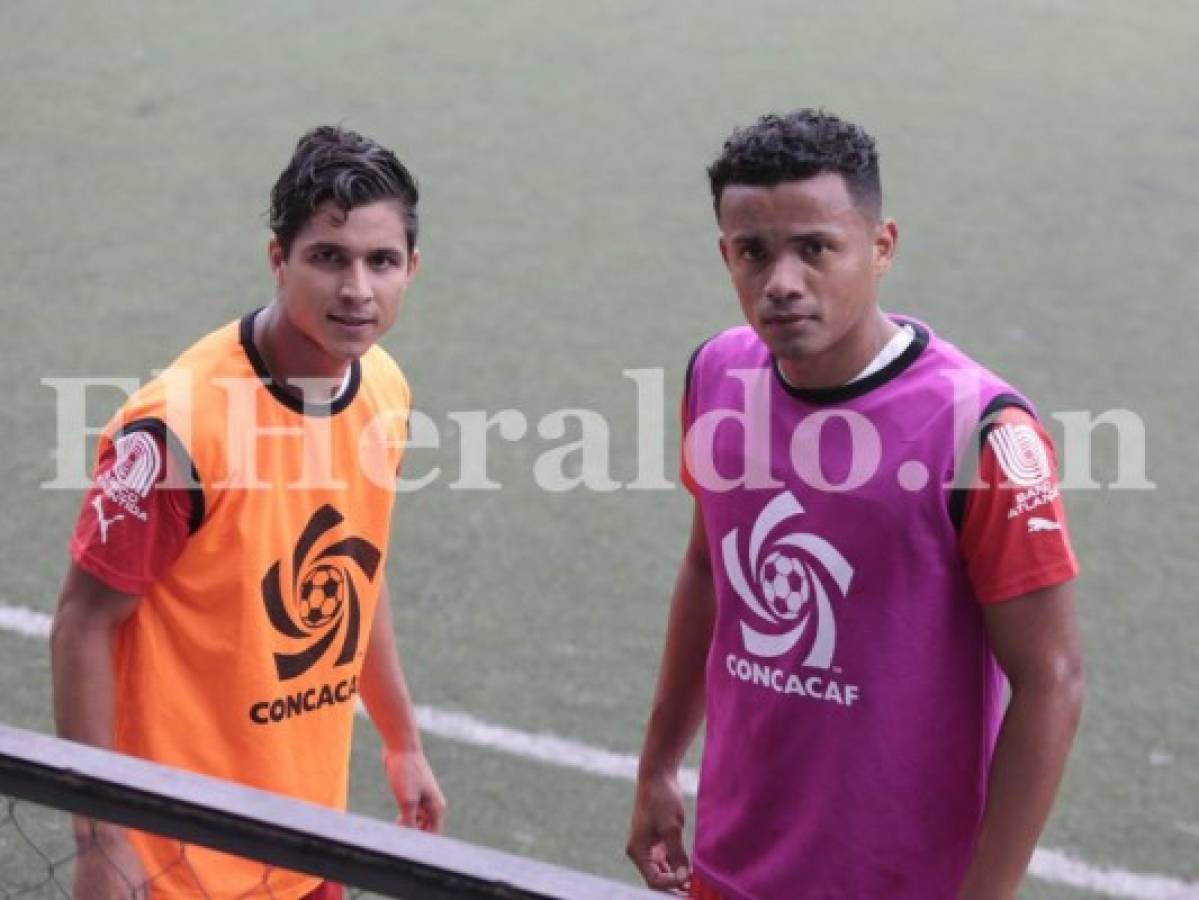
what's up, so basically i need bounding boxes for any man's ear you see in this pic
[267,237,286,290]
[718,234,732,270]
[408,247,421,277]
[874,219,898,277]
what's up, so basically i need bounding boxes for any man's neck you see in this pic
[254,305,349,401]
[777,311,900,390]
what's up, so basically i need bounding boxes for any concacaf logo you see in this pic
[721,491,853,667]
[261,505,381,680]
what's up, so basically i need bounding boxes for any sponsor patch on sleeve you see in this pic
[96,431,162,522]
[986,422,1060,520]
[987,422,1051,487]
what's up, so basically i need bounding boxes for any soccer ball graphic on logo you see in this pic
[298,564,346,628]
[760,550,810,620]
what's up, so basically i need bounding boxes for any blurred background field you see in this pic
[1,2,1196,896]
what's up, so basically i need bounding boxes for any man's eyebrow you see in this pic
[728,232,766,244]
[301,240,405,255]
[787,228,844,242]
[728,227,843,243]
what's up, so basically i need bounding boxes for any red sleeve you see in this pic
[679,345,706,497]
[958,408,1079,604]
[69,430,193,596]
[680,391,699,496]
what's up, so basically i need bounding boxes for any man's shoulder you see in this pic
[687,325,766,379]
[702,324,761,355]
[895,315,1033,412]
[899,315,1005,380]
[153,316,246,382]
[358,343,411,406]
[360,343,407,387]
[361,341,404,375]
[101,316,247,441]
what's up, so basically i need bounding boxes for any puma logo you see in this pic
[1027,517,1062,534]
[92,495,125,544]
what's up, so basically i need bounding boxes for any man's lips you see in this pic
[328,313,375,327]
[761,313,818,326]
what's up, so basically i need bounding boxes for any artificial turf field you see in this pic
[1,2,1196,896]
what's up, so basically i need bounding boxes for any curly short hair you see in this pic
[707,109,881,219]
[269,126,419,257]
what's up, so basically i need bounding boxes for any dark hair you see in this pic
[269,126,420,257]
[707,109,881,219]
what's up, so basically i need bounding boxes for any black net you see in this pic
[1,795,73,898]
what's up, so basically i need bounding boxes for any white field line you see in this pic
[1028,849,1199,899]
[410,704,698,796]
[2,603,1195,899]
[0,604,57,639]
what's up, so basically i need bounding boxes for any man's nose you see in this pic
[764,255,806,303]
[339,260,373,302]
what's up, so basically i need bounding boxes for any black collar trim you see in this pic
[772,319,930,405]
[238,309,362,417]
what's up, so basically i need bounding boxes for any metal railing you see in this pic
[0,723,656,899]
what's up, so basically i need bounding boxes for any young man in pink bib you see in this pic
[626,110,1082,899]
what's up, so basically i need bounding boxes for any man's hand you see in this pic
[382,747,446,833]
[626,771,690,893]
[72,822,148,900]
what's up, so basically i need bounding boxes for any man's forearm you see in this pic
[359,581,446,831]
[639,684,705,781]
[626,505,715,889]
[50,609,119,749]
[50,577,137,849]
[51,626,125,843]
[359,583,423,753]
[360,661,422,754]
[637,554,715,780]
[959,678,1083,899]
[50,566,140,749]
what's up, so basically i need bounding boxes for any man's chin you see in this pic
[321,332,375,362]
[762,335,819,362]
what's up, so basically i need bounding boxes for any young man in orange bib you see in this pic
[51,126,444,899]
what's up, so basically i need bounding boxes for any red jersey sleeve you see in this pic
[679,345,704,497]
[958,407,1079,604]
[69,429,194,596]
[680,391,699,496]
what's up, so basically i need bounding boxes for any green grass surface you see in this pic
[2,2,1197,896]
